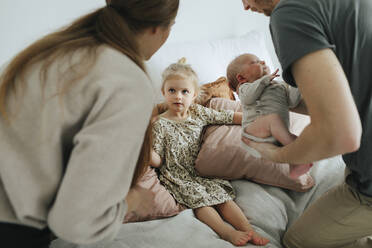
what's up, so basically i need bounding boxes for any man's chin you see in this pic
[263,10,272,16]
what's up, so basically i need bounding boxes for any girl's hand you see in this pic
[269,69,280,81]
[241,136,280,161]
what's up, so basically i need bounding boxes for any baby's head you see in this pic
[161,58,199,111]
[226,53,271,91]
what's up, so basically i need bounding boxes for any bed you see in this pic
[50,30,346,248]
[51,157,345,248]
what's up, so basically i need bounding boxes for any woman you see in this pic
[0,0,179,247]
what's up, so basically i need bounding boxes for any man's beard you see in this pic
[263,9,272,16]
[255,0,274,16]
[256,0,273,4]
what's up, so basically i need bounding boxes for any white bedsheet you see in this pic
[51,156,345,248]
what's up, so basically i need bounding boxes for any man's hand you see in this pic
[241,136,281,162]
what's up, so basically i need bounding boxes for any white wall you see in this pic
[0,0,280,69]
[0,0,102,65]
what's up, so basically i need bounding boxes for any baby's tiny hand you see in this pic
[269,69,280,81]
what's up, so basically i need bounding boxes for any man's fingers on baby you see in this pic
[242,137,260,149]
[241,136,251,145]
[242,137,257,147]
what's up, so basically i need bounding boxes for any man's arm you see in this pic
[290,99,308,115]
[244,48,362,164]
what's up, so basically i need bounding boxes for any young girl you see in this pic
[227,53,313,178]
[150,58,269,246]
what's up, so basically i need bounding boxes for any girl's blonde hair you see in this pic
[161,57,199,95]
[0,0,179,187]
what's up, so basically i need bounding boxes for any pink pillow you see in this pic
[194,98,314,192]
[124,167,185,223]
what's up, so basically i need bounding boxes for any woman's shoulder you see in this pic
[63,46,154,120]
[87,46,153,96]
[95,46,148,78]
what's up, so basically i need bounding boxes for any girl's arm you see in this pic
[151,121,165,168]
[150,149,162,168]
[233,112,243,124]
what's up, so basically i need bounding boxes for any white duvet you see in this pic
[51,156,345,248]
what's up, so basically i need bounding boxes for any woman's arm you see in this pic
[48,56,155,243]
[243,48,361,164]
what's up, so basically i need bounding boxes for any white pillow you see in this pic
[146,30,274,102]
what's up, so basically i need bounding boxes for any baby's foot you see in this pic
[289,163,313,179]
[224,230,252,246]
[248,230,270,246]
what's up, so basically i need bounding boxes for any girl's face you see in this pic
[162,76,196,114]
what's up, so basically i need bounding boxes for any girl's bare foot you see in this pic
[223,230,252,246]
[289,163,313,179]
[248,230,270,246]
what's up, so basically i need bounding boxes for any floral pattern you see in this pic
[152,104,235,209]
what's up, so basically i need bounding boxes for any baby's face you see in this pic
[239,54,270,83]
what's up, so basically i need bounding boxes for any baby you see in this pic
[150,58,269,246]
[227,53,312,179]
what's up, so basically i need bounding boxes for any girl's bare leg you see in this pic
[193,206,252,246]
[215,200,270,246]
[244,114,312,178]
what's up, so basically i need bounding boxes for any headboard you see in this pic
[144,0,280,102]
[146,30,274,95]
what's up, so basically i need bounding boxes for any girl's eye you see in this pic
[168,88,175,93]
[182,90,189,94]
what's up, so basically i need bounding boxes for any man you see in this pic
[240,0,372,247]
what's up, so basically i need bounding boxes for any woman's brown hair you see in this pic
[0,0,179,187]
